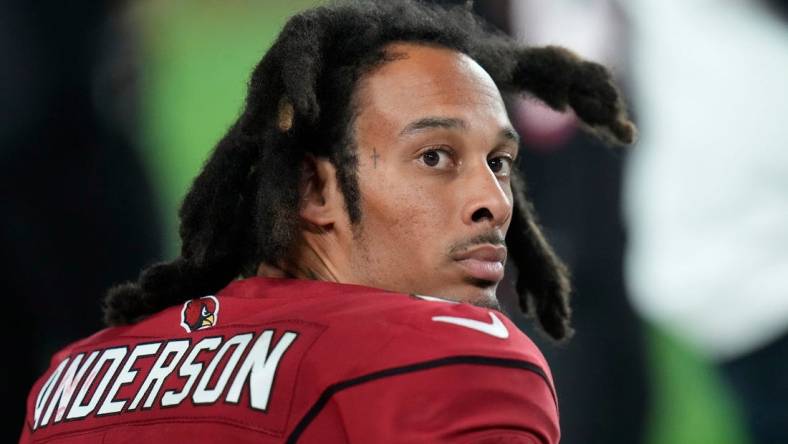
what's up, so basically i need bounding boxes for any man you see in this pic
[20,1,634,443]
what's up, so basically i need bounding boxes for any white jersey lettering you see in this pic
[41,351,99,427]
[160,336,221,406]
[33,357,69,430]
[30,329,299,432]
[98,342,161,415]
[130,339,189,410]
[227,331,298,411]
[67,347,127,420]
[193,333,253,404]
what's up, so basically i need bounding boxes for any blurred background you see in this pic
[3,0,786,443]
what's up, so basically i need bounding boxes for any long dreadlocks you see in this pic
[104,0,635,341]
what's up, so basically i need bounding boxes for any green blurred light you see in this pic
[138,0,319,256]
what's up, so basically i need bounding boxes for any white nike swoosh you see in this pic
[431,312,509,339]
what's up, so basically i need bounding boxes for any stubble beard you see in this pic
[350,216,502,311]
[461,277,502,310]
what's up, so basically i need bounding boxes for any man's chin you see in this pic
[438,281,502,310]
[466,294,501,310]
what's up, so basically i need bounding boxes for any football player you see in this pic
[21,1,634,442]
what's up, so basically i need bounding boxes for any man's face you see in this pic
[342,42,518,307]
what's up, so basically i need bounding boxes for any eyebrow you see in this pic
[499,127,521,145]
[399,116,520,145]
[399,117,467,135]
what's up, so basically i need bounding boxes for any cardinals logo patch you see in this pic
[180,295,220,333]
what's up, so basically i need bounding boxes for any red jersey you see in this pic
[20,278,560,443]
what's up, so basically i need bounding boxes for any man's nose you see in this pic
[460,161,512,228]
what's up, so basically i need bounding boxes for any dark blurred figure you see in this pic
[765,0,788,21]
[719,3,788,442]
[0,1,162,440]
[515,130,649,444]
[721,336,788,444]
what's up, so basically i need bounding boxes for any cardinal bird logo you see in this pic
[180,295,220,333]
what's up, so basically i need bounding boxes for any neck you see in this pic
[256,235,344,283]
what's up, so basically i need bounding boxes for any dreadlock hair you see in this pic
[104,0,635,341]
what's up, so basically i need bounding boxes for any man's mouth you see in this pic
[452,244,507,283]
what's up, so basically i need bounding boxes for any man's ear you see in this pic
[299,154,345,228]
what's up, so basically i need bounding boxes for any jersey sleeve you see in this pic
[295,355,560,443]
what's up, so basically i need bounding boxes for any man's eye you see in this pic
[420,148,452,168]
[488,156,513,176]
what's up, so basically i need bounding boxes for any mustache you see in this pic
[448,231,506,256]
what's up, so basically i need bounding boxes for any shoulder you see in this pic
[290,291,561,444]
[298,287,555,396]
[214,277,554,396]
[339,290,547,360]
